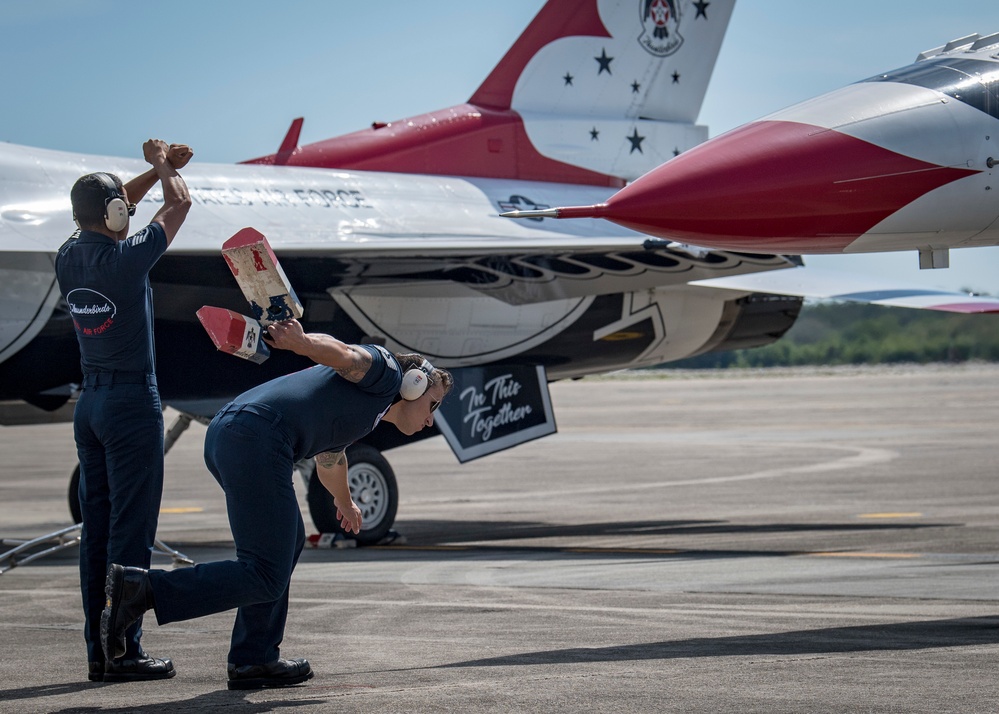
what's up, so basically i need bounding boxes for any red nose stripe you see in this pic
[598,120,979,252]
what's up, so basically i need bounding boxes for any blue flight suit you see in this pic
[54,224,168,664]
[146,346,401,666]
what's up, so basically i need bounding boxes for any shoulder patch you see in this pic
[374,345,398,372]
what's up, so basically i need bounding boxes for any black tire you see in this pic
[305,443,398,546]
[69,464,82,524]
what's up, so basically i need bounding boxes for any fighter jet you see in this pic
[502,30,999,270]
[3,0,997,544]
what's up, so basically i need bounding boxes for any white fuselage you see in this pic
[0,141,791,382]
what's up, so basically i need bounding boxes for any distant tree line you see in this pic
[663,302,999,369]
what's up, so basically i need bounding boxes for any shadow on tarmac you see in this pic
[3,518,954,575]
[390,518,951,546]
[442,616,999,667]
[0,684,324,711]
[293,517,951,560]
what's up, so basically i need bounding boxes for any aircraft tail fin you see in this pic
[246,0,734,184]
[493,0,735,181]
[273,118,304,165]
[469,1,613,111]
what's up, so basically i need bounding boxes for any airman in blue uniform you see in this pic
[55,139,192,682]
[100,319,452,690]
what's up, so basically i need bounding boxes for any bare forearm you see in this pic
[142,139,192,243]
[295,334,360,369]
[316,452,362,534]
[122,168,159,204]
[318,463,351,504]
[155,159,187,202]
[264,320,371,380]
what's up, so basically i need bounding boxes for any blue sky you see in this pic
[2,1,998,293]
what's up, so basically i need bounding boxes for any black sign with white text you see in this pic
[434,364,556,463]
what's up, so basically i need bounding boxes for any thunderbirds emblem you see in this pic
[639,0,683,57]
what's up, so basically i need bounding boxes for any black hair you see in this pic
[70,172,123,228]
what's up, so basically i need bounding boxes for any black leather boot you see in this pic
[226,657,313,690]
[100,564,154,661]
[104,653,176,682]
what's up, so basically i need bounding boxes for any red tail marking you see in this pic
[471,0,610,110]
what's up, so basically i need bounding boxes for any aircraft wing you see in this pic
[0,142,795,302]
[291,242,795,307]
[692,266,999,313]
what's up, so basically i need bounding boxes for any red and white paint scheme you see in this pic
[5,0,999,540]
[505,32,999,268]
[196,306,270,365]
[243,0,733,186]
[5,0,999,414]
[220,228,303,325]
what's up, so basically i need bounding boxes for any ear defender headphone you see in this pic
[399,358,435,401]
[94,172,130,232]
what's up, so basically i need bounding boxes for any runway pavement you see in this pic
[1,364,998,712]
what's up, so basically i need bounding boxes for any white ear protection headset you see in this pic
[94,172,130,232]
[399,358,435,401]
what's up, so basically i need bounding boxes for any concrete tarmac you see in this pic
[1,364,998,713]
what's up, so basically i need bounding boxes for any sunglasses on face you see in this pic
[429,398,441,413]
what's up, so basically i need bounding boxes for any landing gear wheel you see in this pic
[305,443,398,546]
[69,464,82,524]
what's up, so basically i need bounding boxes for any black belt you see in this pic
[81,371,156,387]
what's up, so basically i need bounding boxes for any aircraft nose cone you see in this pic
[598,120,977,253]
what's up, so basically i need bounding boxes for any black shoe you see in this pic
[100,564,154,661]
[104,654,176,682]
[226,657,314,690]
[88,661,105,682]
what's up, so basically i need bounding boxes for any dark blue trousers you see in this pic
[148,403,306,666]
[75,372,163,664]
